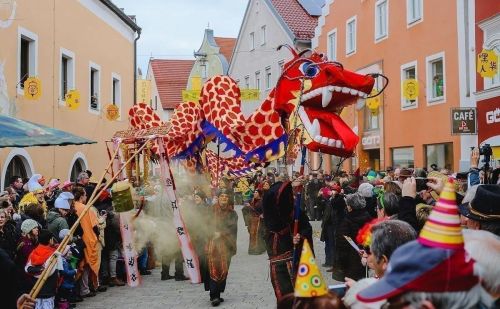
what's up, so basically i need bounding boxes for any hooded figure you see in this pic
[19,174,48,217]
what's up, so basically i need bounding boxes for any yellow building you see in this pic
[0,0,140,188]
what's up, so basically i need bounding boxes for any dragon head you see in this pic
[274,47,377,157]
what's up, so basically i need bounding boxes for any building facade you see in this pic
[313,0,470,172]
[0,0,140,188]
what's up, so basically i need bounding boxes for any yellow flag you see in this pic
[477,49,498,78]
[104,104,120,121]
[182,90,200,102]
[136,79,151,104]
[23,77,42,100]
[191,76,202,91]
[65,90,81,110]
[402,79,419,100]
[240,89,260,101]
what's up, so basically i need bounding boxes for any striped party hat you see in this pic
[294,239,328,297]
[419,179,464,249]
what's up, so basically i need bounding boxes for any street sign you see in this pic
[451,108,476,135]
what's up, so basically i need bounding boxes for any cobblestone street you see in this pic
[80,205,337,309]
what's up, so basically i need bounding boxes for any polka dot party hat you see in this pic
[294,239,328,297]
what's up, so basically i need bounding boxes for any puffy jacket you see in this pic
[47,209,69,238]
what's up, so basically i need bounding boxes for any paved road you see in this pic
[80,205,337,309]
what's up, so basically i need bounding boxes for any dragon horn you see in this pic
[277,44,298,57]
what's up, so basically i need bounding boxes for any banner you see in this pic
[240,89,260,101]
[477,49,498,78]
[23,77,42,100]
[182,90,200,102]
[119,212,141,287]
[157,138,201,283]
[136,79,151,104]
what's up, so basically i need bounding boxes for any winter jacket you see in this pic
[0,220,20,260]
[47,209,69,238]
[0,248,18,309]
[104,211,121,251]
[334,208,372,281]
[59,258,76,290]
[15,236,37,293]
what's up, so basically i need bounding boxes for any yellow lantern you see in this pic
[23,77,42,100]
[65,90,81,110]
[104,104,120,121]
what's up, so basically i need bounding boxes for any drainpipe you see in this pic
[133,29,142,105]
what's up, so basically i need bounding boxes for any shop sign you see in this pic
[136,79,151,104]
[402,79,419,100]
[451,108,477,134]
[65,90,81,110]
[23,77,42,100]
[477,49,498,78]
[362,131,380,150]
[478,101,500,144]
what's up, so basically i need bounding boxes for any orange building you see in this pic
[313,0,467,172]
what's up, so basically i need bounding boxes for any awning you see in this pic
[0,115,96,148]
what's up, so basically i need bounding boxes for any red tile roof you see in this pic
[150,59,194,110]
[214,37,237,63]
[269,0,319,40]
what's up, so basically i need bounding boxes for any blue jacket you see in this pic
[59,258,76,290]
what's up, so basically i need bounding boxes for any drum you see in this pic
[112,181,134,213]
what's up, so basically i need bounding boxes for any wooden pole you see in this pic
[28,138,152,300]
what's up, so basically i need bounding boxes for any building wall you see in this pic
[229,0,296,118]
[314,0,462,171]
[0,0,137,188]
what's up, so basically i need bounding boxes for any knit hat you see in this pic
[59,228,70,242]
[357,183,374,198]
[27,174,43,192]
[294,239,328,297]
[21,219,39,234]
[357,179,479,303]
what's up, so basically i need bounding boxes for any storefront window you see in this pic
[425,143,453,171]
[392,147,414,168]
[364,106,379,130]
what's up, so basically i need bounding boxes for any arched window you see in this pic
[5,156,28,184]
[70,158,85,182]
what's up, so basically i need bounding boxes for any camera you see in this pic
[479,144,493,167]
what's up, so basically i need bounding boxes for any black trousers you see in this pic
[161,250,183,277]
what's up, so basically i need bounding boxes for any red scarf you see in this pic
[28,244,56,266]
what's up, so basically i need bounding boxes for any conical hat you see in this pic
[294,239,328,297]
[419,179,464,249]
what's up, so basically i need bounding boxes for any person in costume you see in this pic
[18,174,48,220]
[262,180,313,302]
[241,189,266,255]
[203,188,238,307]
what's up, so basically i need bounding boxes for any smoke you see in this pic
[130,165,214,260]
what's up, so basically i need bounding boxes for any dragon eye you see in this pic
[299,62,319,78]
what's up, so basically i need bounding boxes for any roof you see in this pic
[150,59,195,110]
[214,37,237,63]
[268,0,320,40]
[101,0,141,32]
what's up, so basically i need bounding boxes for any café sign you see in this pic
[362,131,380,150]
[451,108,476,134]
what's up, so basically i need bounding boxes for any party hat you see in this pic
[294,239,328,297]
[419,179,464,249]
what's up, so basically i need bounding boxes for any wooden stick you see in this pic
[28,139,152,299]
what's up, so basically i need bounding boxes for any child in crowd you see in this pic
[57,229,78,308]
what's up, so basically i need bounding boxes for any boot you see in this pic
[109,277,126,287]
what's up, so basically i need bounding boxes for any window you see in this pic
[364,105,379,130]
[407,0,422,26]
[244,75,250,89]
[112,73,121,111]
[426,52,445,104]
[265,66,271,89]
[392,147,414,168]
[89,62,100,112]
[70,158,85,182]
[255,71,260,90]
[17,27,38,92]
[261,26,266,45]
[425,143,453,171]
[201,64,207,79]
[250,32,255,50]
[375,0,388,41]
[60,48,75,102]
[327,29,337,61]
[400,61,418,110]
[278,60,285,75]
[346,16,357,55]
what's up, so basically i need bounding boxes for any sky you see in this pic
[112,0,248,74]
